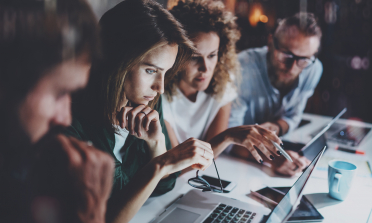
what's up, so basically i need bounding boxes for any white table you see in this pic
[131,114,372,223]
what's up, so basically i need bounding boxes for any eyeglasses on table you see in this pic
[188,158,225,193]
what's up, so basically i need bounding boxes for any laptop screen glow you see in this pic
[266,147,325,223]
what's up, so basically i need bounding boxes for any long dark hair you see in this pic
[81,0,195,133]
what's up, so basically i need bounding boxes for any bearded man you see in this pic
[229,12,322,176]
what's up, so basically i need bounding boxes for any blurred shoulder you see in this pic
[238,46,268,66]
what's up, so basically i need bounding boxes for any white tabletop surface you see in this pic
[130,113,372,223]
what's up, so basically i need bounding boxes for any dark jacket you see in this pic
[63,97,179,197]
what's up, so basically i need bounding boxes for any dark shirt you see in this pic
[0,152,32,223]
[0,139,48,223]
[63,97,179,198]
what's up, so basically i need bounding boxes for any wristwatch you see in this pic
[274,122,283,136]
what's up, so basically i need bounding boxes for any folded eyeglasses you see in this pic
[188,159,224,193]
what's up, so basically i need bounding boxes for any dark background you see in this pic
[93,0,372,123]
[230,0,372,123]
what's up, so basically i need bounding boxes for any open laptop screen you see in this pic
[301,134,327,161]
[266,146,326,223]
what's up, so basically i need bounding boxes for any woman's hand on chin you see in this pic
[117,104,162,140]
[117,104,165,154]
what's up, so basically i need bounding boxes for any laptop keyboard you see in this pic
[203,203,257,223]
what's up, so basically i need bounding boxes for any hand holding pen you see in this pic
[224,125,283,164]
[269,141,311,176]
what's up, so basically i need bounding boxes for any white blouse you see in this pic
[113,126,129,163]
[162,85,237,143]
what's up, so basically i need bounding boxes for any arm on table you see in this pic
[260,119,289,136]
[165,103,233,158]
[230,145,310,176]
[106,138,214,223]
[197,103,283,162]
[165,102,282,165]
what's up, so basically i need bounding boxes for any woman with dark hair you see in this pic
[64,0,213,222]
[164,0,283,162]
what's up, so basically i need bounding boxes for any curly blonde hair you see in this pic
[166,0,241,100]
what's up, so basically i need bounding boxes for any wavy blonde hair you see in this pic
[166,0,241,100]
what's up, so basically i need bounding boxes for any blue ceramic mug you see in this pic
[328,160,357,201]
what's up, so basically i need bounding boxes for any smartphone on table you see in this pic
[201,175,236,193]
[250,187,285,205]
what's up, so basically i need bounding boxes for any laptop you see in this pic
[152,146,326,223]
[284,108,347,161]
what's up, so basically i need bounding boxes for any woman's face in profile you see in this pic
[124,44,178,105]
[180,32,220,92]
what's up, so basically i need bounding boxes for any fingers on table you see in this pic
[242,140,263,164]
[250,132,279,157]
[250,137,275,161]
[242,128,278,163]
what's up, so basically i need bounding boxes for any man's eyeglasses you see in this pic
[273,36,316,69]
[188,159,224,193]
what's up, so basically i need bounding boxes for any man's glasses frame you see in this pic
[188,158,224,193]
[272,36,317,69]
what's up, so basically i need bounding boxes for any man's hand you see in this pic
[32,134,114,223]
[260,122,280,135]
[272,150,311,176]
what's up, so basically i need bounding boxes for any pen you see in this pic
[335,146,365,155]
[271,140,293,162]
[367,161,372,176]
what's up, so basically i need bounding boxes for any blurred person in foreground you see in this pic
[229,13,323,176]
[0,0,114,222]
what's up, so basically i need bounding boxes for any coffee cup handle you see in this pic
[332,173,342,193]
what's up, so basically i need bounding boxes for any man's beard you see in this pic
[267,53,298,90]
